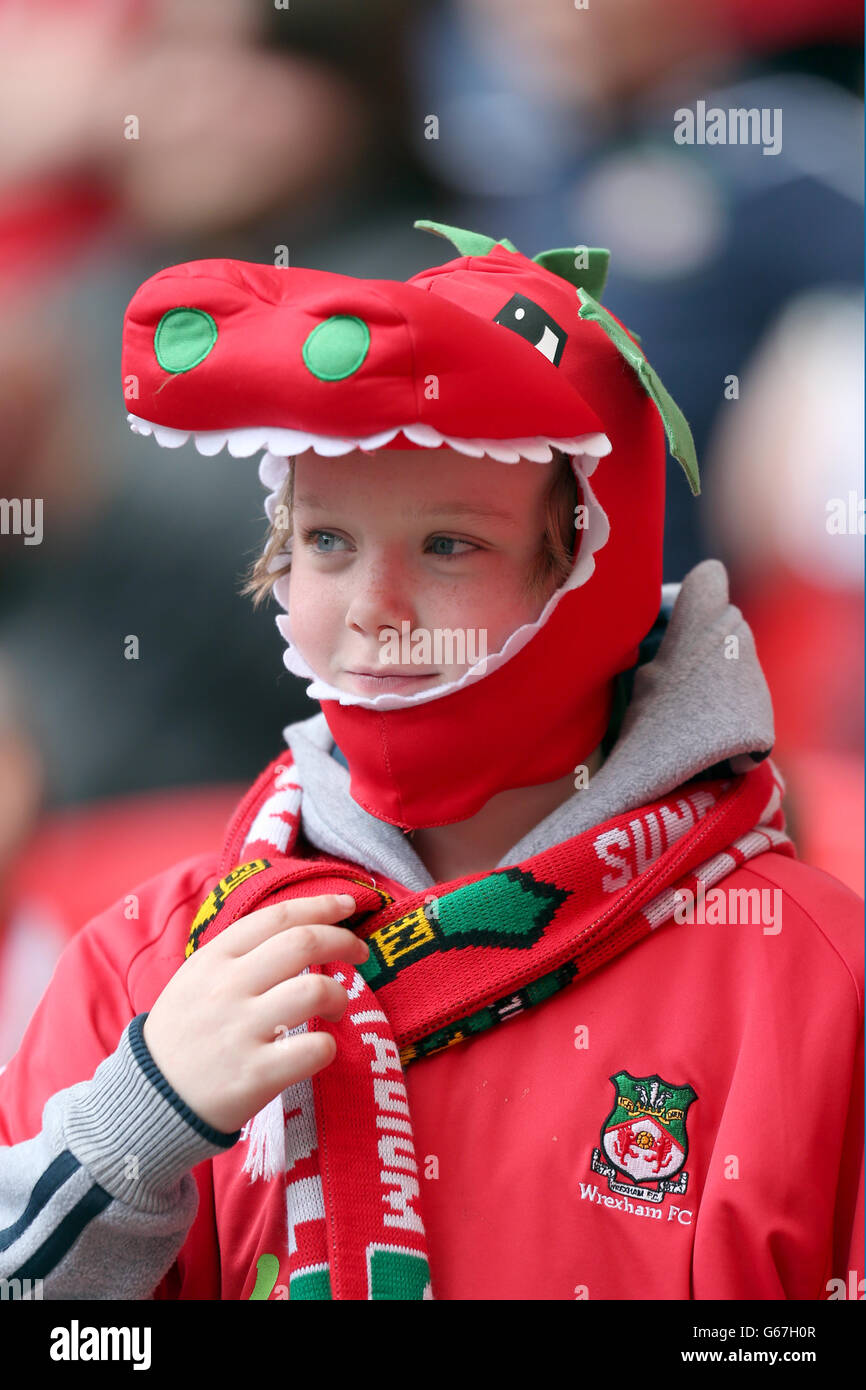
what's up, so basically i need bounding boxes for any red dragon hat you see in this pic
[121,220,699,829]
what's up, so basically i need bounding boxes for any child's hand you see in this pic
[142,893,368,1135]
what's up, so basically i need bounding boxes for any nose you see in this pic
[343,551,416,640]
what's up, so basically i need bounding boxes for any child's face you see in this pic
[287,447,562,696]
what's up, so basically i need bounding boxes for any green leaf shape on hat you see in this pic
[576,288,701,496]
[413,219,612,302]
[413,219,519,257]
[531,246,610,302]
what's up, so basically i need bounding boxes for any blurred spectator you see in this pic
[0,0,371,295]
[0,657,44,888]
[0,644,245,1066]
[704,288,864,894]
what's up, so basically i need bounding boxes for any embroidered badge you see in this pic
[590,1071,697,1204]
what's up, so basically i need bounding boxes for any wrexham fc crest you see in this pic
[591,1071,697,1204]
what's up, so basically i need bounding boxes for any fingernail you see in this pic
[336,894,355,910]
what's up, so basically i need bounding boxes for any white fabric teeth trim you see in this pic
[126,414,611,465]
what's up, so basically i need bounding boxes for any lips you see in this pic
[349,668,435,677]
[345,669,439,693]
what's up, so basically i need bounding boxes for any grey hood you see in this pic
[281,559,775,892]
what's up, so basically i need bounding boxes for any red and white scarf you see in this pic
[184,753,792,1299]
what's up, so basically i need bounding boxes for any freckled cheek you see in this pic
[420,581,483,633]
[438,574,530,639]
[488,585,546,653]
[287,567,345,655]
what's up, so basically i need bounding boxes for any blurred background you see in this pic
[0,0,862,1061]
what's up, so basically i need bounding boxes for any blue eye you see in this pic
[428,536,477,557]
[303,529,347,553]
[300,530,479,559]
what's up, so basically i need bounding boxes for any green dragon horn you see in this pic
[413,223,611,304]
[413,219,519,257]
[532,246,611,303]
[577,288,700,496]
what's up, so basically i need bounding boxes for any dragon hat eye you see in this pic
[493,294,567,367]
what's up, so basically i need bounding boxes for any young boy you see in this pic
[0,222,861,1301]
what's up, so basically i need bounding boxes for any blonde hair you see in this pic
[239,450,578,609]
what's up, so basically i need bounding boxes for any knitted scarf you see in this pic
[184,752,792,1300]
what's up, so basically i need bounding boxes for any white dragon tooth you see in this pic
[227,428,268,457]
[481,441,522,463]
[265,428,313,455]
[569,431,612,457]
[401,423,444,447]
[442,436,486,458]
[151,423,190,448]
[511,440,554,462]
[313,436,359,457]
[357,427,401,450]
[129,418,615,480]
[193,432,229,456]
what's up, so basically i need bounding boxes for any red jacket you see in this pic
[0,835,861,1299]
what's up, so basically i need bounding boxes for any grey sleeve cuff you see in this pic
[60,1014,242,1214]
